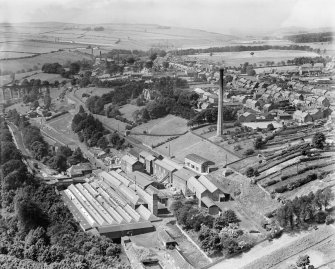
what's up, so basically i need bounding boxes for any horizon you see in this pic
[1,0,335,36]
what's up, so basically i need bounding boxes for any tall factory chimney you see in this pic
[217,68,224,136]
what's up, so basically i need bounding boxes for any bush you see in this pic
[244,148,255,156]
[246,167,254,177]
[325,215,333,225]
[314,211,327,223]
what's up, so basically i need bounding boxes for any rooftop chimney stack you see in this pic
[217,68,224,136]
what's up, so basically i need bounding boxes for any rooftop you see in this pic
[185,153,211,165]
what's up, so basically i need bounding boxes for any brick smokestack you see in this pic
[217,68,224,136]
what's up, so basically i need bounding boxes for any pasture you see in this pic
[185,50,320,67]
[119,104,141,121]
[0,51,36,59]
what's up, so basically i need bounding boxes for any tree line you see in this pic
[71,106,127,150]
[6,109,85,172]
[172,45,315,56]
[285,32,334,43]
[276,189,334,230]
[0,117,126,268]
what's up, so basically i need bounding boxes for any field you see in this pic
[131,115,188,135]
[185,50,320,67]
[76,87,114,99]
[0,51,36,59]
[23,72,64,83]
[0,22,236,52]
[119,104,140,121]
[0,50,92,73]
[155,132,240,165]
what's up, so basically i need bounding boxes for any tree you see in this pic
[16,199,49,233]
[254,137,265,149]
[312,132,326,149]
[267,123,275,131]
[296,255,310,269]
[97,136,108,150]
[246,167,255,177]
[57,146,73,158]
[44,92,52,110]
[69,62,80,74]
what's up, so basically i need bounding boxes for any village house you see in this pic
[245,99,260,110]
[293,110,313,123]
[238,111,257,122]
[316,96,330,107]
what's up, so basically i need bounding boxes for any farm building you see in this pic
[184,154,214,174]
[121,155,143,174]
[238,112,256,122]
[138,151,156,174]
[172,168,198,194]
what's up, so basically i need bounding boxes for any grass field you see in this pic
[185,50,320,67]
[119,104,140,121]
[0,51,36,59]
[1,50,92,73]
[24,72,64,83]
[131,115,188,135]
[155,132,240,165]
[76,87,114,99]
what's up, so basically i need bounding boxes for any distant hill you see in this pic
[0,22,238,51]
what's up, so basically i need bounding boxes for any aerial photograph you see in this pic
[0,0,334,268]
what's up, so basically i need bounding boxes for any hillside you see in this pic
[0,22,238,51]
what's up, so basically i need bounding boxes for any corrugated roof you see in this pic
[97,221,153,234]
[198,175,218,193]
[201,196,216,208]
[187,176,206,194]
[99,171,122,188]
[136,205,152,220]
[119,184,141,205]
[127,171,153,189]
[185,154,211,165]
[109,171,131,187]
[154,159,177,172]
[173,168,197,182]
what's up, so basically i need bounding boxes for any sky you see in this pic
[0,0,334,35]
